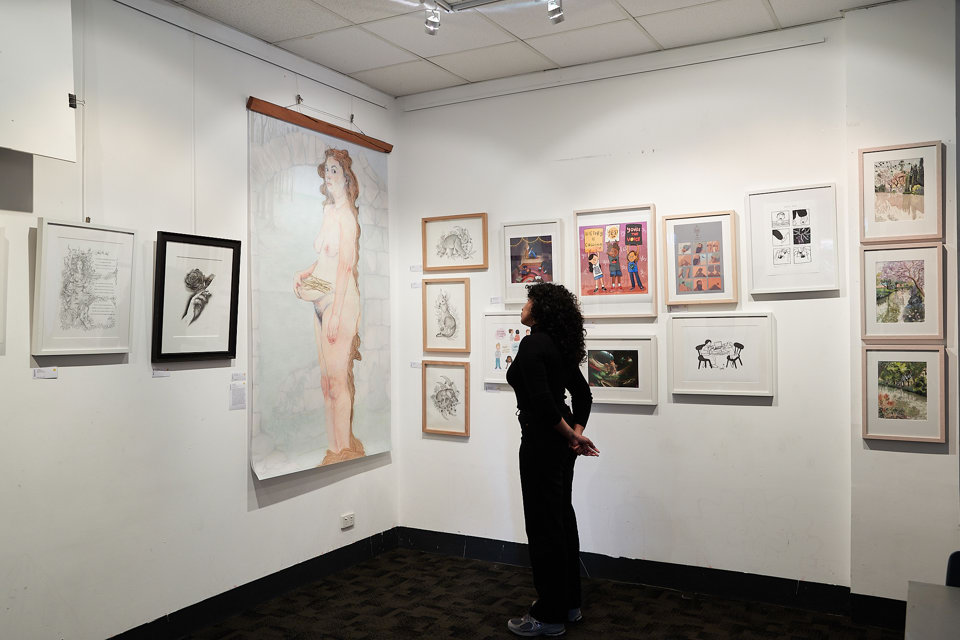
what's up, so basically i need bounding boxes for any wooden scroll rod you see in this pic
[246,97,393,154]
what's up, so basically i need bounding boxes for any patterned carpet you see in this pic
[186,548,899,640]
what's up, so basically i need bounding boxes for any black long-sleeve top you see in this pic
[506,325,592,430]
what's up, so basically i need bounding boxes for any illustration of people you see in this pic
[514,329,521,342]
[695,242,703,253]
[626,250,644,291]
[495,343,502,370]
[696,339,713,369]
[504,355,513,369]
[588,253,606,292]
[694,280,704,291]
[606,241,623,288]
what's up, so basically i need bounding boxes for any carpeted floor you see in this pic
[185,548,900,639]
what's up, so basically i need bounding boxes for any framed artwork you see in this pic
[422,360,470,436]
[423,277,470,353]
[746,184,839,294]
[422,212,488,272]
[502,219,563,304]
[582,334,658,405]
[862,345,944,442]
[861,243,943,342]
[669,313,775,396]
[859,141,943,243]
[661,211,738,306]
[481,311,527,384]
[31,218,136,356]
[574,205,657,318]
[151,231,242,362]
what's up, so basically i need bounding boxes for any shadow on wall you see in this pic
[0,147,33,213]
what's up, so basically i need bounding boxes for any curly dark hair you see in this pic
[526,282,586,366]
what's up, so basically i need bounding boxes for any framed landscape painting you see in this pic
[502,219,563,304]
[423,277,470,353]
[581,334,658,405]
[661,211,738,306]
[574,205,657,318]
[860,243,942,342]
[862,345,944,442]
[481,311,526,384]
[422,212,488,272]
[860,141,943,243]
[422,360,470,437]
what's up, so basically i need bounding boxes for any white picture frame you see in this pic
[502,219,564,305]
[481,311,526,384]
[582,334,658,405]
[661,211,738,306]
[669,312,775,396]
[423,277,470,353]
[860,243,943,342]
[746,184,839,295]
[422,360,470,436]
[32,218,136,356]
[0,227,8,355]
[862,345,944,442]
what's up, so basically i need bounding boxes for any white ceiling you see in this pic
[173,0,896,97]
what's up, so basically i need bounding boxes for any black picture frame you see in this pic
[151,231,241,362]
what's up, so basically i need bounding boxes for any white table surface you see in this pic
[905,580,960,640]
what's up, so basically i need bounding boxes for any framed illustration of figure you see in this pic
[661,211,738,306]
[501,219,563,304]
[423,277,470,353]
[859,141,943,243]
[745,184,839,294]
[481,311,526,384]
[31,218,136,356]
[422,212,488,272]
[582,334,657,405]
[422,360,470,437]
[151,231,242,362]
[860,243,943,342]
[862,345,944,442]
[574,205,657,318]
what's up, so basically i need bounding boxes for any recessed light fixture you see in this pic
[547,0,564,24]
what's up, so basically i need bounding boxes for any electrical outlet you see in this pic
[340,512,355,530]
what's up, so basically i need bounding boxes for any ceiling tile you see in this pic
[351,60,467,97]
[617,0,714,18]
[429,41,554,82]
[181,0,349,42]
[363,9,515,58]
[276,27,418,74]
[526,19,659,67]
[768,0,886,28]
[476,0,627,40]
[312,0,421,24]
[637,0,777,49]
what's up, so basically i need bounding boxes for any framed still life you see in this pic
[151,231,242,362]
[862,345,944,442]
[746,184,839,294]
[859,141,943,243]
[502,219,563,304]
[481,311,526,384]
[574,205,657,318]
[32,218,136,356]
[423,277,470,353]
[422,360,470,436]
[661,211,738,306]
[422,212,488,272]
[582,334,658,405]
[669,313,775,396]
[860,243,943,342]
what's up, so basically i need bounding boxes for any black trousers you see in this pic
[519,430,581,624]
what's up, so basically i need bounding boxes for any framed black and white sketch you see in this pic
[422,212,488,272]
[862,345,944,442]
[860,141,943,243]
[422,360,470,437]
[32,218,136,356]
[481,311,525,384]
[151,232,241,362]
[669,313,775,396]
[502,219,563,304]
[860,242,943,342]
[746,184,839,294]
[423,277,470,353]
[582,334,658,405]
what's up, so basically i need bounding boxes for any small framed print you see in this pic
[661,211,738,306]
[861,243,943,342]
[152,231,242,362]
[481,311,527,384]
[746,184,839,294]
[502,219,563,304]
[574,205,657,318]
[669,313,775,396]
[862,345,944,442]
[422,212,488,272]
[32,218,136,356]
[582,334,658,405]
[422,360,470,437]
[860,141,943,243]
[423,277,470,353]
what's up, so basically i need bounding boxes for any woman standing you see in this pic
[506,282,599,637]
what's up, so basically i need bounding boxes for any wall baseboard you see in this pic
[111,526,904,638]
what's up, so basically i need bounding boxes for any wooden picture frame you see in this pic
[661,211,738,306]
[422,212,488,272]
[862,345,945,442]
[859,141,943,243]
[481,311,525,384]
[422,360,470,436]
[422,277,470,353]
[582,334,658,405]
[502,219,564,304]
[860,242,943,342]
[152,231,242,362]
[574,204,657,318]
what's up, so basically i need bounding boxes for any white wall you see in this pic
[0,1,399,639]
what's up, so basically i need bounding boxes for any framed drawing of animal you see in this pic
[422,360,470,437]
[422,212,488,272]
[423,277,470,353]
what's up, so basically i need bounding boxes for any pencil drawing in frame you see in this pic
[661,211,738,306]
[502,219,563,304]
[862,345,944,442]
[582,333,658,405]
[860,242,943,342]
[422,212,488,272]
[422,360,470,437]
[32,217,136,356]
[423,277,470,353]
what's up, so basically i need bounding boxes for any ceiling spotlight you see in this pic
[425,4,441,35]
[546,0,564,24]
